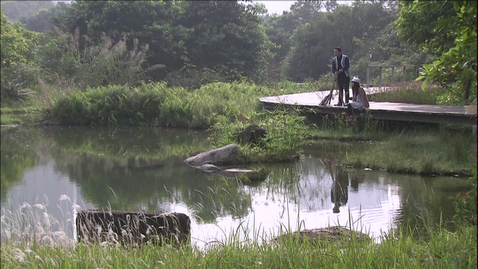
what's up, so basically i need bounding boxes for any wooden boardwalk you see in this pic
[259,88,477,126]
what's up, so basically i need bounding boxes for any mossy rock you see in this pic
[236,124,267,145]
[273,226,372,247]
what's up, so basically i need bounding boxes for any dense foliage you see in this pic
[396,0,477,104]
[0,10,39,102]
[0,2,411,86]
[0,0,54,22]
[0,0,475,104]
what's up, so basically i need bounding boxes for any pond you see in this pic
[0,126,470,248]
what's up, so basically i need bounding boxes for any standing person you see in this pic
[347,76,370,115]
[331,47,350,106]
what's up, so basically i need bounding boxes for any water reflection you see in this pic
[320,158,349,213]
[0,126,471,247]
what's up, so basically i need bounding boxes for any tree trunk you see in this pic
[463,79,471,103]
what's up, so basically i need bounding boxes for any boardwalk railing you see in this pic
[365,64,422,88]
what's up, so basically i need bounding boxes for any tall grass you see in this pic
[1,201,476,269]
[48,80,329,127]
[1,202,74,248]
[343,130,476,175]
[209,109,308,164]
[368,81,443,105]
[49,82,267,128]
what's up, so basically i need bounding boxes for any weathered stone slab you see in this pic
[76,209,191,246]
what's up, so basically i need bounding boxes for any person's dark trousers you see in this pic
[336,75,350,105]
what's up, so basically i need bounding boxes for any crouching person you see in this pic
[347,76,369,115]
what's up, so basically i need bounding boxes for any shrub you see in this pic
[452,168,477,225]
[209,109,308,163]
[39,27,163,89]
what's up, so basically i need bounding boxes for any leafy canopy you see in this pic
[396,1,477,104]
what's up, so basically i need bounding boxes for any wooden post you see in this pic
[366,66,370,87]
[402,66,407,82]
[391,66,395,83]
[379,66,383,88]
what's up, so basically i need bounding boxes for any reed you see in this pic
[342,130,476,176]
[368,81,442,105]
[1,200,476,269]
[48,80,316,129]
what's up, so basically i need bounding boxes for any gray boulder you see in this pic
[185,144,241,166]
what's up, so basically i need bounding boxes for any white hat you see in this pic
[351,76,360,83]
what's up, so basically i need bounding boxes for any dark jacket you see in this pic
[332,54,350,78]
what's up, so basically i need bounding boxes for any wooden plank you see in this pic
[259,90,477,126]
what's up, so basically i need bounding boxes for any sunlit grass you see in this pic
[48,80,327,129]
[209,109,307,164]
[1,200,476,269]
[0,114,22,126]
[0,106,43,126]
[342,131,476,175]
[368,81,443,105]
[304,127,476,176]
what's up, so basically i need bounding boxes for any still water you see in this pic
[0,126,470,247]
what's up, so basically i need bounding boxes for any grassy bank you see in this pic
[1,200,477,269]
[305,124,477,176]
[1,218,476,269]
[343,131,476,175]
[3,80,476,173]
[368,81,443,104]
[46,81,325,128]
[0,106,43,126]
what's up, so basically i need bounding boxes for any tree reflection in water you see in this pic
[1,126,472,242]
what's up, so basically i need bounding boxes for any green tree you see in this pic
[1,10,39,102]
[52,0,190,76]
[395,0,477,104]
[50,1,272,83]
[0,0,54,22]
[1,11,37,67]
[264,12,301,82]
[285,16,331,82]
[351,23,431,84]
[178,1,272,82]
[20,2,69,33]
[284,2,394,81]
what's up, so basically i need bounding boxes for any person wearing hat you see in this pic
[347,76,369,115]
[331,47,350,106]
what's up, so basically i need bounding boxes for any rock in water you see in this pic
[185,144,241,166]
